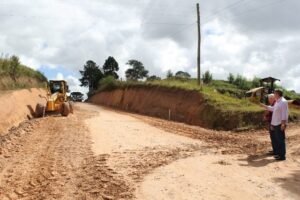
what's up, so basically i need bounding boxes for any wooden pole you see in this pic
[197,3,201,86]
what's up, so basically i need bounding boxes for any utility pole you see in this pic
[196,3,201,86]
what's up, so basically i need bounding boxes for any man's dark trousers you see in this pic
[269,126,278,155]
[273,125,286,159]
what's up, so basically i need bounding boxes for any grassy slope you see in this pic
[150,79,300,118]
[0,58,47,90]
[98,78,300,120]
[117,79,262,112]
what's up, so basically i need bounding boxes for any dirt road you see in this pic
[0,103,299,199]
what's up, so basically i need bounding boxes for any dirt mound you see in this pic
[89,86,264,130]
[0,88,46,134]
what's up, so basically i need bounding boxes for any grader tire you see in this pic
[61,102,70,117]
[35,103,45,118]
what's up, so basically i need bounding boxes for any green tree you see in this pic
[251,76,261,88]
[202,70,213,84]
[175,71,191,79]
[98,75,118,91]
[166,70,173,79]
[9,55,20,82]
[234,74,249,90]
[79,60,103,93]
[102,56,119,79]
[0,54,10,75]
[147,75,161,81]
[125,60,148,81]
[227,73,235,84]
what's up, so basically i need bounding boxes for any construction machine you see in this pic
[35,80,73,117]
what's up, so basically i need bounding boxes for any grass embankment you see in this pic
[97,77,300,124]
[0,57,47,90]
[150,79,261,112]
[98,77,262,113]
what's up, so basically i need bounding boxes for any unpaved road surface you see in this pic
[0,103,299,200]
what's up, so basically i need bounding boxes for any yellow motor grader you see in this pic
[35,80,73,117]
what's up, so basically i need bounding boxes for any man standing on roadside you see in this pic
[264,94,276,156]
[261,89,289,161]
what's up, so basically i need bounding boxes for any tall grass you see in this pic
[0,57,47,90]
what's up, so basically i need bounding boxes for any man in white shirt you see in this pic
[261,89,288,161]
[263,94,277,156]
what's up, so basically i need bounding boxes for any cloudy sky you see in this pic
[0,0,300,94]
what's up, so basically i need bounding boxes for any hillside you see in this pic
[89,78,300,130]
[0,56,47,90]
[0,88,46,133]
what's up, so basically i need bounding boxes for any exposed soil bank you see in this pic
[89,86,264,130]
[0,88,46,134]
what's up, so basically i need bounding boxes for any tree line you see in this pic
[79,56,215,94]
[227,73,261,90]
[79,57,150,94]
[79,56,264,96]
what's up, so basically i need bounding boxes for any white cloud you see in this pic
[55,73,64,80]
[0,0,299,92]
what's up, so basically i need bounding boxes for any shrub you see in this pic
[202,70,213,84]
[227,73,235,84]
[175,71,191,80]
[147,75,161,81]
[98,75,118,91]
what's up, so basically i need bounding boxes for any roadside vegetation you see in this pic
[78,57,300,117]
[0,55,47,90]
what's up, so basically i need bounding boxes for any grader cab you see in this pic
[35,80,73,117]
[246,77,280,103]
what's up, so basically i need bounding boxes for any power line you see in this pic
[165,22,197,39]
[201,0,289,26]
[142,22,194,26]
[201,0,290,42]
[0,0,291,37]
[161,1,251,39]
[201,0,250,22]
[142,1,250,39]
[160,0,289,44]
[230,0,289,20]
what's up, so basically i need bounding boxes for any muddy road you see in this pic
[0,103,299,199]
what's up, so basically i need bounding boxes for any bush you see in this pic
[202,70,213,84]
[227,73,235,84]
[234,74,250,90]
[251,76,261,88]
[175,71,191,80]
[147,75,161,81]
[166,70,173,79]
[98,76,118,91]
